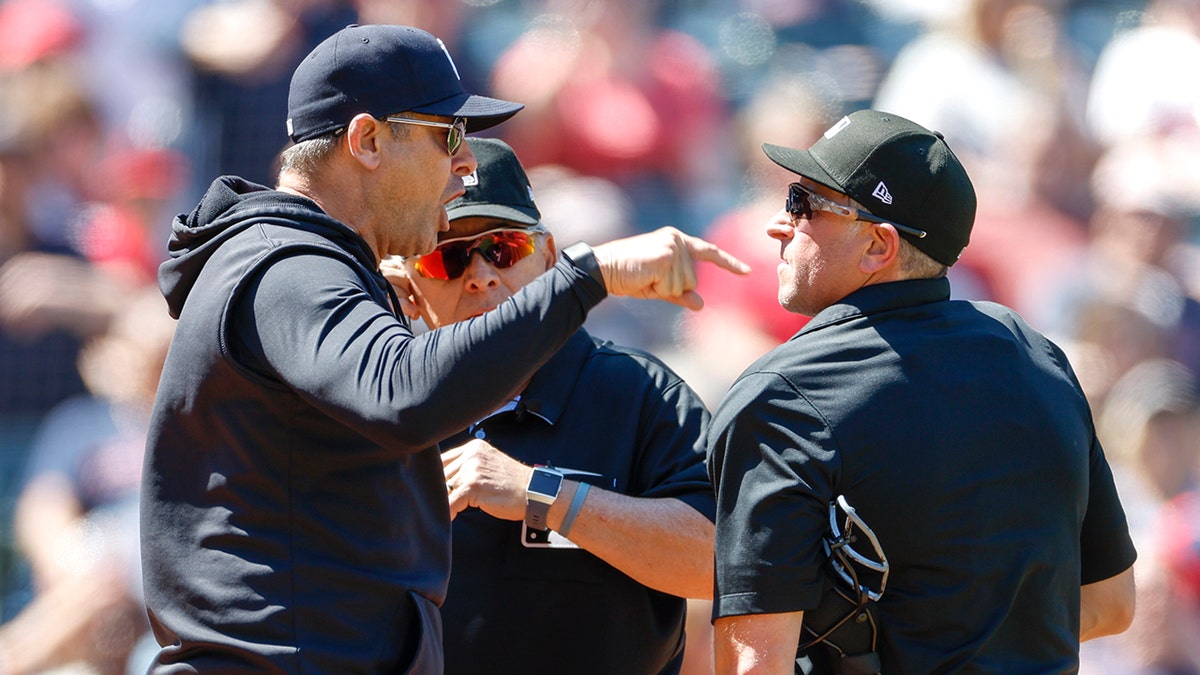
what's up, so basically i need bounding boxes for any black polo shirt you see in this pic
[441,329,714,675]
[709,278,1136,674]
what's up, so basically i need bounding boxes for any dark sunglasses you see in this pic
[385,116,466,156]
[786,183,927,239]
[412,226,547,280]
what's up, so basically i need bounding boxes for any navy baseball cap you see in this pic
[763,110,976,266]
[286,24,524,143]
[447,138,541,226]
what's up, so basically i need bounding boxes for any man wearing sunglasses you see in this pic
[706,110,1137,674]
[382,137,715,675]
[139,24,747,675]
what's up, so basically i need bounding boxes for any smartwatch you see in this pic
[525,466,564,530]
[561,242,606,288]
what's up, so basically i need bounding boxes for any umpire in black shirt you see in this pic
[708,110,1136,674]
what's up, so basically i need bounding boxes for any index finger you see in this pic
[684,236,751,275]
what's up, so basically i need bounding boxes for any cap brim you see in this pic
[413,92,524,132]
[762,143,845,195]
[446,203,539,226]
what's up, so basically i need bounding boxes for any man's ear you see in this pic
[541,232,558,272]
[859,222,900,275]
[344,113,385,170]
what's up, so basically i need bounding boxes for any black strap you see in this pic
[796,577,882,675]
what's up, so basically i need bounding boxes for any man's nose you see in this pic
[461,251,499,288]
[453,141,477,176]
[767,209,796,240]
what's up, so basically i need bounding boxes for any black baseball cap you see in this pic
[286,24,524,143]
[446,138,540,226]
[763,109,976,266]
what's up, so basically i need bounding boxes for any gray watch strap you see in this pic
[526,499,552,530]
[525,467,563,530]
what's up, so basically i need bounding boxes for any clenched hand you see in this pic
[592,226,750,310]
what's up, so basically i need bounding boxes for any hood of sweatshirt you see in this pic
[159,176,378,318]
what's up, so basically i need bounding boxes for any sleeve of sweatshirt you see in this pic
[228,250,607,452]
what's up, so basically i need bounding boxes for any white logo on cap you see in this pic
[463,171,478,186]
[824,116,851,139]
[872,181,893,205]
[437,38,461,81]
[286,118,294,137]
[527,186,535,201]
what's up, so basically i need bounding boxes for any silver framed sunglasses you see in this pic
[385,116,467,156]
[787,183,927,239]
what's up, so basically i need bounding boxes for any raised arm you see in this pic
[591,226,750,310]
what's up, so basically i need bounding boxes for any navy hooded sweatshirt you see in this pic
[141,176,606,673]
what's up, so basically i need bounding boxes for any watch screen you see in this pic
[529,469,561,495]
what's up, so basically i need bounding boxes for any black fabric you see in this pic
[446,137,541,225]
[709,277,1137,674]
[141,176,606,672]
[440,330,714,675]
[798,577,881,675]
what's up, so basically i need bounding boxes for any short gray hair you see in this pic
[277,122,411,178]
[896,237,948,279]
[278,135,340,176]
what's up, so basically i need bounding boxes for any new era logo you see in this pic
[463,171,478,186]
[872,181,893,205]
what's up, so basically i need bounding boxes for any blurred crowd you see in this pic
[0,0,1196,673]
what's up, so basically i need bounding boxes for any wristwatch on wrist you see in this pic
[525,466,564,530]
[561,241,606,288]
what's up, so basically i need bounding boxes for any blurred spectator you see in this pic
[74,148,189,288]
[668,70,837,406]
[692,0,891,111]
[1081,359,1200,674]
[0,29,124,372]
[489,0,736,234]
[874,0,1099,219]
[352,0,466,48]
[917,0,1102,315]
[526,162,680,354]
[1030,137,1200,404]
[1100,359,1200,524]
[178,0,357,190]
[0,5,189,623]
[950,102,1093,317]
[0,288,174,675]
[62,0,198,158]
[0,46,114,608]
[0,0,81,76]
[1087,0,1200,148]
[1152,489,1200,671]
